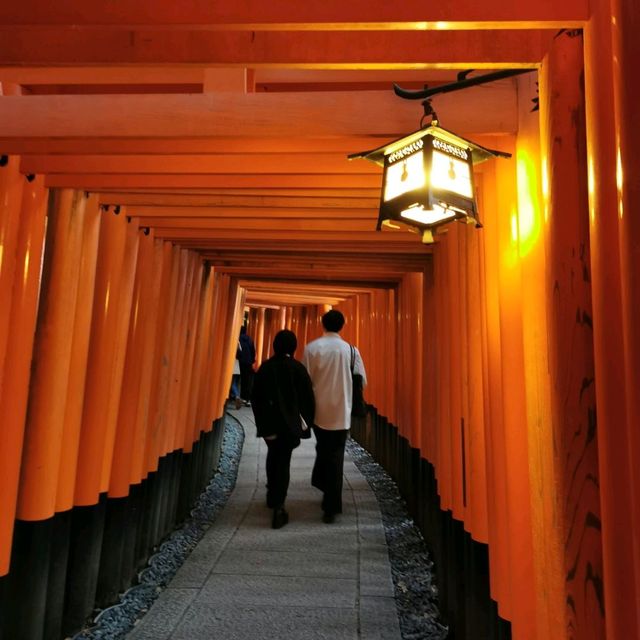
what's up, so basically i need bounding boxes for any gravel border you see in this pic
[70,414,244,640]
[346,436,449,640]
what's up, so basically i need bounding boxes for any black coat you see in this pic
[251,354,315,441]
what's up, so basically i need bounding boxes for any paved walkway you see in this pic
[127,406,402,640]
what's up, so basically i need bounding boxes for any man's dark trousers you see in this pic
[311,426,348,516]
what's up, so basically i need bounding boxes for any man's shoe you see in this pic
[272,508,289,529]
[322,512,336,524]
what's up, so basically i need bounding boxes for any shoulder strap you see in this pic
[349,344,355,373]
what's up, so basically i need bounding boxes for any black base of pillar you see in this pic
[61,495,107,637]
[351,408,511,640]
[0,418,227,640]
[2,518,53,640]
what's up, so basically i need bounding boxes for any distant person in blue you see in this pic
[251,330,315,529]
[238,325,256,407]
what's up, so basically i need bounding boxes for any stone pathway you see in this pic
[126,407,402,640]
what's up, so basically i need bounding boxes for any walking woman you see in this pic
[251,329,315,529]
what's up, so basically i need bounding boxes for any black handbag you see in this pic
[350,345,367,417]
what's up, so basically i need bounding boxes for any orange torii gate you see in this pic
[0,1,639,639]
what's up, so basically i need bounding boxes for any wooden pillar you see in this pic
[584,0,639,636]
[109,227,157,499]
[0,156,24,404]
[514,71,560,640]
[495,142,537,639]
[478,159,511,620]
[18,189,86,520]
[144,241,174,474]
[184,262,211,452]
[74,206,129,506]
[55,195,101,512]
[0,175,47,573]
[611,0,640,626]
[539,32,603,638]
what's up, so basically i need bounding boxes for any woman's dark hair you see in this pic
[321,309,345,332]
[273,329,297,356]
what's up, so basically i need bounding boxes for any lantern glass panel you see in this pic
[430,149,473,197]
[400,203,457,226]
[383,151,426,202]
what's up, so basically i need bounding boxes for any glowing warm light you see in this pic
[511,213,519,244]
[22,247,30,287]
[430,150,473,197]
[516,151,541,257]
[587,155,596,225]
[541,156,550,223]
[616,146,624,220]
[104,283,111,315]
[433,21,450,30]
[383,152,425,201]
[400,204,457,226]
[132,297,140,332]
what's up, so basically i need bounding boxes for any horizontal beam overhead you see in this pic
[0,0,589,28]
[165,236,430,254]
[0,86,519,138]
[43,174,382,190]
[126,206,378,219]
[20,153,380,175]
[0,135,393,155]
[97,194,380,209]
[0,29,553,65]
[138,217,378,231]
[149,228,420,243]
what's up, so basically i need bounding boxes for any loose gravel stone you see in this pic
[71,414,244,640]
[346,436,449,640]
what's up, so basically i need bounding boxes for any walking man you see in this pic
[302,309,367,523]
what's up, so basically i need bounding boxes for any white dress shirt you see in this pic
[302,332,367,431]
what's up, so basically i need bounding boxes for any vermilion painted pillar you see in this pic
[584,0,639,636]
[255,307,266,367]
[515,70,562,640]
[55,194,100,512]
[144,241,174,474]
[463,224,489,545]
[611,0,640,626]
[165,249,191,454]
[185,265,213,452]
[540,32,603,639]
[131,236,163,484]
[495,145,537,639]
[478,160,511,619]
[176,257,203,452]
[74,206,128,506]
[109,227,156,499]
[434,235,453,513]
[0,175,47,573]
[99,215,139,494]
[0,156,23,403]
[18,190,86,519]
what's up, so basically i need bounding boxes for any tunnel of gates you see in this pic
[0,63,609,638]
[2,4,640,640]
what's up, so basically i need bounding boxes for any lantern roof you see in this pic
[348,122,511,167]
